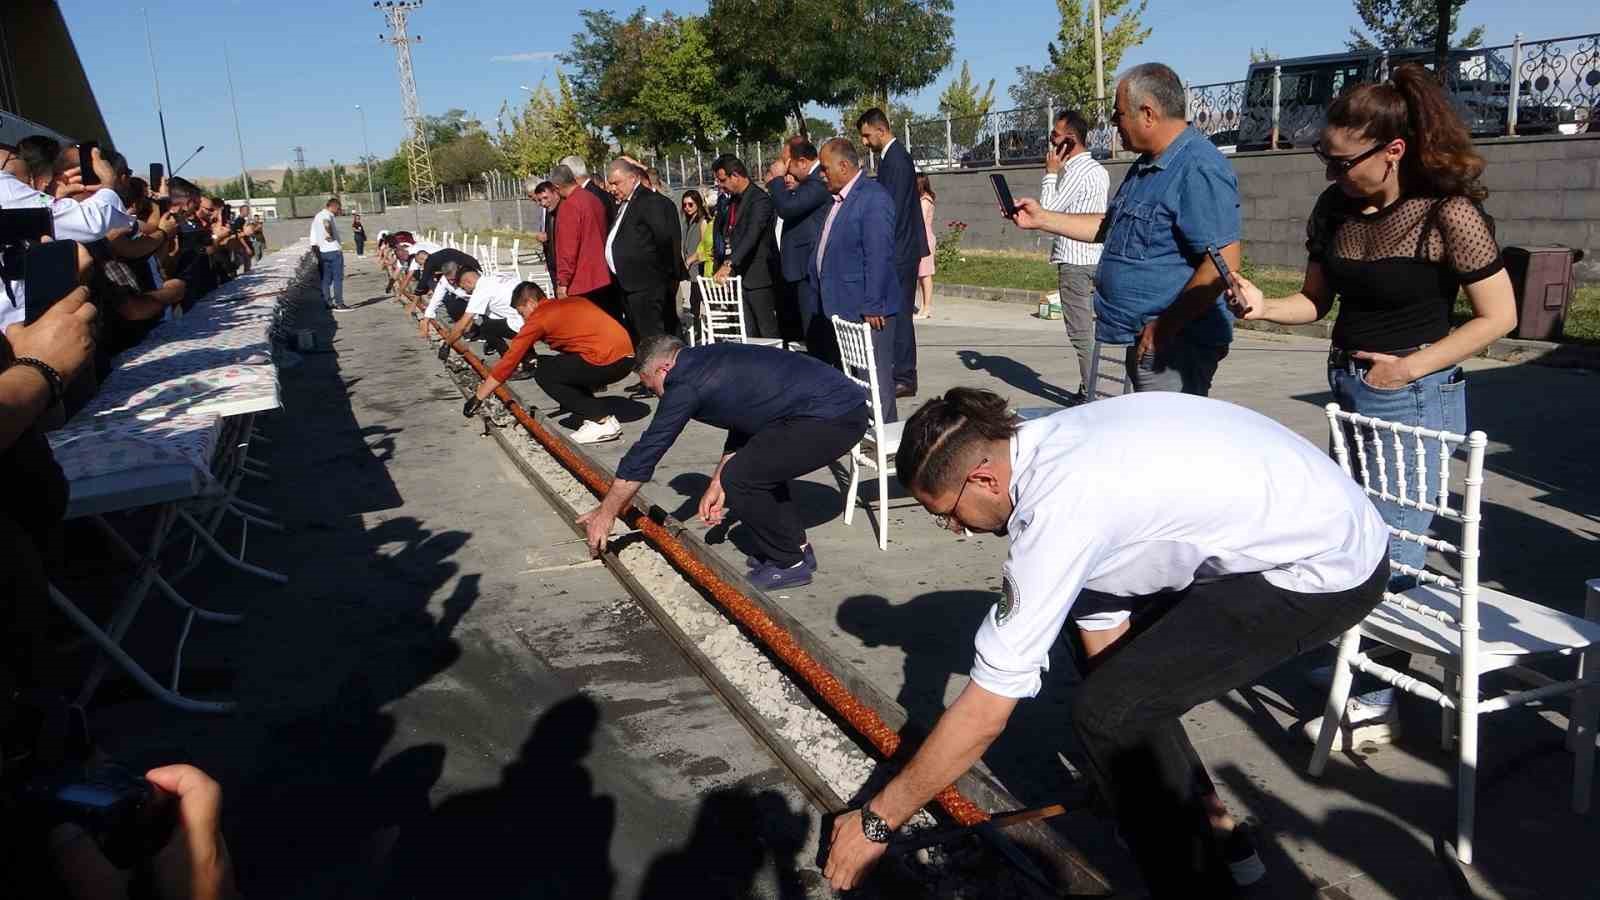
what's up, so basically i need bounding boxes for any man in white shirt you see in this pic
[1041,109,1109,398]
[823,388,1390,896]
[434,263,525,361]
[309,197,347,311]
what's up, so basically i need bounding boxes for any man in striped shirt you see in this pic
[1040,109,1109,398]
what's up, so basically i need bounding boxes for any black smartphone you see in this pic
[24,240,81,323]
[989,173,1017,219]
[1053,135,1076,155]
[1205,244,1242,313]
[149,162,164,187]
[77,142,100,186]
[0,208,54,248]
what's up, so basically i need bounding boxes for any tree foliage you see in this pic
[421,109,482,149]
[1010,0,1150,108]
[840,94,922,140]
[938,61,996,147]
[703,0,855,144]
[803,116,838,141]
[634,17,723,152]
[847,0,957,106]
[1345,0,1483,51]
[217,175,275,200]
[432,132,506,187]
[497,72,607,178]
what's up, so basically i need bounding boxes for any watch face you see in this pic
[860,808,892,843]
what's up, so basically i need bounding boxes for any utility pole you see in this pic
[355,104,376,195]
[1091,0,1106,108]
[375,1,439,205]
[331,159,342,194]
[223,43,251,203]
[142,9,172,173]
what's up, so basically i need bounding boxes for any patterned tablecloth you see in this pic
[49,411,221,482]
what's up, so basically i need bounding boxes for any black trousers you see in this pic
[1070,559,1387,897]
[533,353,634,421]
[742,283,781,339]
[891,259,919,389]
[479,317,516,356]
[622,281,678,341]
[719,407,868,566]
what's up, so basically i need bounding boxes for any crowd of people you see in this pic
[1,127,267,896]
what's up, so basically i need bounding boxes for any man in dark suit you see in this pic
[857,107,927,398]
[603,158,682,339]
[767,138,832,352]
[811,138,899,422]
[528,179,558,268]
[711,155,780,338]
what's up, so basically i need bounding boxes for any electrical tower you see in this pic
[292,146,307,173]
[374,1,438,204]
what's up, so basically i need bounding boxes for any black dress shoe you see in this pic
[894,383,917,398]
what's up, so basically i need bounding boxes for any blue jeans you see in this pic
[1128,338,1228,396]
[318,250,345,306]
[1328,361,1467,581]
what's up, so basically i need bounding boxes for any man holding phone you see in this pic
[1040,109,1109,399]
[1010,64,1241,397]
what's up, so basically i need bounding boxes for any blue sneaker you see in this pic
[749,559,814,590]
[745,544,817,572]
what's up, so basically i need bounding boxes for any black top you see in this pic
[417,248,479,294]
[616,343,867,482]
[1306,186,1503,353]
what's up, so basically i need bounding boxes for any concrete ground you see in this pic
[77,260,836,899]
[502,284,1600,899]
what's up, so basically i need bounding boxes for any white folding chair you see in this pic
[831,315,899,551]
[1309,403,1600,864]
[508,239,522,279]
[489,236,501,275]
[442,231,454,250]
[693,275,784,348]
[1084,340,1134,401]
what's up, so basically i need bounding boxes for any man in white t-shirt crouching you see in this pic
[309,197,347,311]
[823,387,1390,897]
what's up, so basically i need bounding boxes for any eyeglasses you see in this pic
[932,457,988,531]
[1312,140,1386,176]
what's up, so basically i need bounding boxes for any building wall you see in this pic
[0,1,112,148]
[928,134,1600,282]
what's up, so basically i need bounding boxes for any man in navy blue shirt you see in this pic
[1011,63,1242,397]
[857,108,928,398]
[577,335,869,589]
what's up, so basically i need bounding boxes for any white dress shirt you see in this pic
[465,272,526,331]
[969,393,1389,699]
[604,184,637,275]
[0,173,133,326]
[1040,152,1109,267]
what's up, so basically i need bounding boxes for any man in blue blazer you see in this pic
[810,138,900,422]
[857,108,928,398]
[767,138,832,349]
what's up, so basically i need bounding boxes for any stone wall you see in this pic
[926,133,1600,281]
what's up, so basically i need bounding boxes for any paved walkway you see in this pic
[524,291,1599,899]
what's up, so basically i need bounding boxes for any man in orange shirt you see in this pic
[462,283,636,444]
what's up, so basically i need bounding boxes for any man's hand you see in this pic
[825,809,890,891]
[462,396,482,418]
[1353,351,1415,389]
[1044,140,1068,175]
[533,231,548,243]
[146,765,240,900]
[436,343,451,362]
[698,477,727,526]
[1135,319,1179,362]
[574,507,617,558]
[4,287,97,381]
[1011,197,1044,229]
[556,284,568,298]
[418,319,431,340]
[865,314,886,331]
[767,155,789,182]
[713,263,733,285]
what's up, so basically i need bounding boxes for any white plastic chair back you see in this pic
[489,237,501,274]
[831,315,897,550]
[509,239,522,279]
[694,276,748,344]
[1085,340,1134,401]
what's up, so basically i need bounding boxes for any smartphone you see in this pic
[149,162,164,187]
[0,208,54,248]
[77,142,100,186]
[24,240,82,323]
[1205,245,1242,313]
[989,173,1018,219]
[1053,136,1076,154]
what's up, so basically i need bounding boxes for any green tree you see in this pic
[432,132,506,187]
[217,175,275,199]
[703,0,857,143]
[497,72,607,177]
[1346,0,1483,50]
[1250,47,1279,63]
[938,61,997,148]
[634,17,724,153]
[422,109,482,148]
[803,116,838,141]
[1010,0,1150,109]
[846,0,957,108]
[840,95,922,141]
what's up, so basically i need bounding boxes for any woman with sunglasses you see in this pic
[679,190,713,338]
[1229,64,1516,748]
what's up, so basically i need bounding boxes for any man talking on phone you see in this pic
[1011,64,1241,397]
[1040,109,1109,399]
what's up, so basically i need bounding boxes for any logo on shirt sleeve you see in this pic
[996,574,1021,627]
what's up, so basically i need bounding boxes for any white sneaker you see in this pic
[1303,692,1401,751]
[570,416,621,444]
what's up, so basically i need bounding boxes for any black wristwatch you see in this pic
[859,804,893,843]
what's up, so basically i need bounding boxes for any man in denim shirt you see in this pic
[1013,63,1242,396]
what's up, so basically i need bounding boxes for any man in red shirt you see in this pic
[550,164,615,317]
[462,283,636,444]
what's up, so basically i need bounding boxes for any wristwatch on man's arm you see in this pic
[859,803,894,843]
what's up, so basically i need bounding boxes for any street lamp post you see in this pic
[355,104,375,197]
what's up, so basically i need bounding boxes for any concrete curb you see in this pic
[934,283,1600,371]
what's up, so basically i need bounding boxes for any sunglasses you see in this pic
[1312,140,1386,176]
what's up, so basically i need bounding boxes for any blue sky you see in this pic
[60,0,1598,181]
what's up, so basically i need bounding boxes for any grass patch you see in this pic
[939,250,1600,344]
